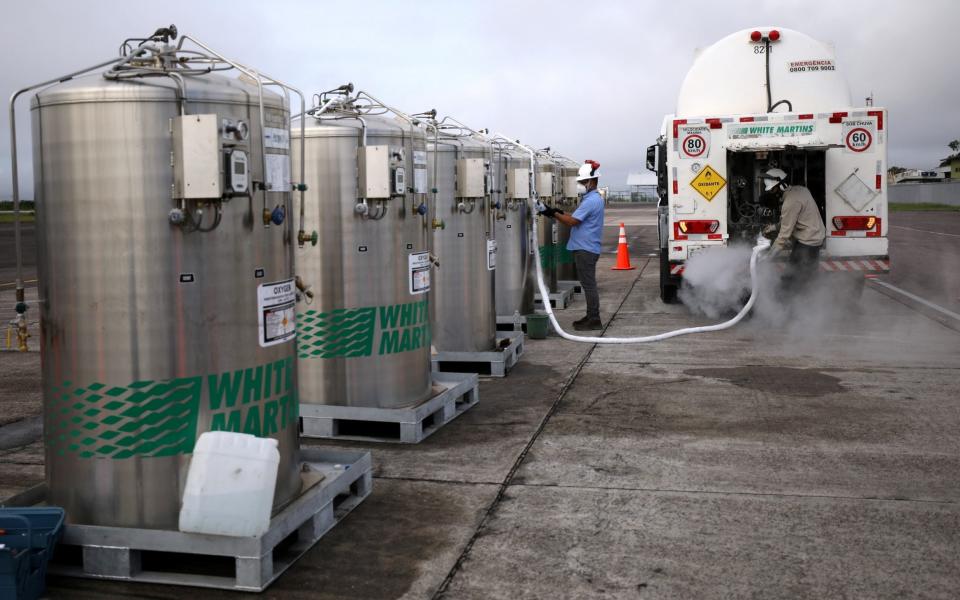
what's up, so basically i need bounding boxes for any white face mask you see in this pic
[576,183,587,195]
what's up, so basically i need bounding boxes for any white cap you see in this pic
[763,167,787,191]
[577,160,601,181]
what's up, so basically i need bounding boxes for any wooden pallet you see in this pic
[299,372,479,443]
[37,449,371,592]
[431,331,524,378]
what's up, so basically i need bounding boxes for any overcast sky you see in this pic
[1,0,958,196]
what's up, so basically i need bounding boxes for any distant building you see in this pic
[892,168,946,184]
[950,157,960,180]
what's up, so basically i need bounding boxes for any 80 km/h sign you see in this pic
[682,134,707,157]
[678,124,711,159]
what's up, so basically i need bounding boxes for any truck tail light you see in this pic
[832,216,881,237]
[750,30,762,42]
[768,29,781,42]
[674,220,719,240]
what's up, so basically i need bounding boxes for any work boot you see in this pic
[573,317,603,331]
[572,315,591,327]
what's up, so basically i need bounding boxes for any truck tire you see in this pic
[659,251,678,304]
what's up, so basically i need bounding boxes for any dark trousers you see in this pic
[782,242,821,293]
[573,250,600,319]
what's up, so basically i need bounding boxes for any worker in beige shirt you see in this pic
[763,168,826,290]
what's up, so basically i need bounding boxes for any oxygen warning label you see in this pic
[487,239,497,270]
[409,251,431,295]
[258,279,296,347]
[689,165,726,202]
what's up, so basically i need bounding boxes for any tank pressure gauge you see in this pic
[393,167,406,196]
[222,118,250,141]
[227,150,249,194]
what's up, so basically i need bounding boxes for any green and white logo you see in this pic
[298,299,430,360]
[48,356,298,460]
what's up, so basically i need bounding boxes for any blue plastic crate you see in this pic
[0,508,65,600]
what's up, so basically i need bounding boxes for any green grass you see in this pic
[889,202,960,212]
[0,212,35,223]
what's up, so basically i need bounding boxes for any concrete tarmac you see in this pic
[0,206,959,599]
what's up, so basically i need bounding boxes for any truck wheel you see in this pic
[659,251,678,304]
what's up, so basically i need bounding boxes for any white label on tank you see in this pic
[487,239,497,270]
[788,59,835,73]
[409,252,431,295]
[728,123,816,139]
[413,150,427,166]
[257,279,296,347]
[414,168,428,194]
[263,127,290,150]
[842,119,876,154]
[265,154,291,192]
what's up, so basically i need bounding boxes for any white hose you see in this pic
[529,205,769,343]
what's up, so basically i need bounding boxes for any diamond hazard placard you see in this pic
[689,165,726,202]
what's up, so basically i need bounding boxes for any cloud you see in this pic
[1,0,957,197]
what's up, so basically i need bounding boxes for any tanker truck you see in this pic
[648,27,889,302]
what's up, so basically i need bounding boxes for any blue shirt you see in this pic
[567,189,604,254]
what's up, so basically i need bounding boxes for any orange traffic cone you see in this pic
[611,222,635,270]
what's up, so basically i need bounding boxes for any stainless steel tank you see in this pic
[493,145,534,317]
[535,157,559,293]
[429,131,496,352]
[555,162,581,281]
[32,55,301,529]
[292,100,433,409]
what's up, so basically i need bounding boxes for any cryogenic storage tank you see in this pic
[28,36,302,529]
[554,158,581,281]
[535,156,559,293]
[293,91,433,409]
[493,144,534,317]
[428,125,496,352]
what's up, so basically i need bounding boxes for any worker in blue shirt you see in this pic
[539,160,605,330]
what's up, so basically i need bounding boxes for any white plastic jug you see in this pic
[178,431,280,537]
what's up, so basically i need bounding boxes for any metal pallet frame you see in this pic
[300,372,479,443]
[18,448,371,592]
[534,286,574,309]
[496,314,526,333]
[431,331,524,378]
[558,279,583,295]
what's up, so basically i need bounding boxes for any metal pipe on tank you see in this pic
[7,47,153,351]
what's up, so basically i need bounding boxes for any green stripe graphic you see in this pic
[49,378,201,459]
[298,307,377,359]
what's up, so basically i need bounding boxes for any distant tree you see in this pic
[940,140,960,167]
[887,166,908,175]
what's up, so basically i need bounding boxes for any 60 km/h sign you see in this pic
[846,127,872,153]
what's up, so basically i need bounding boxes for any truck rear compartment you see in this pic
[726,148,826,244]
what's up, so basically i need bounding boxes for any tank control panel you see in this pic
[506,167,530,199]
[171,114,252,201]
[536,171,555,198]
[226,150,249,194]
[358,145,405,199]
[562,174,578,199]
[456,158,487,198]
[172,114,222,200]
